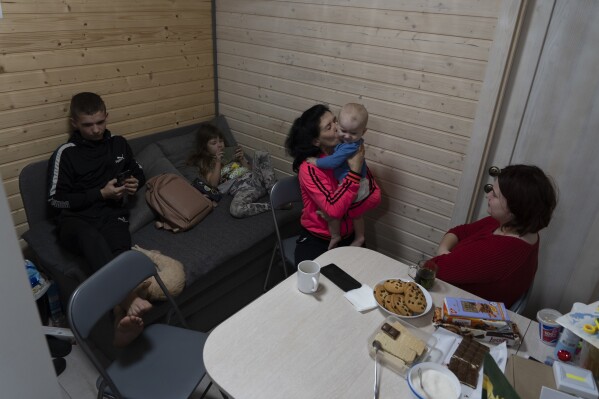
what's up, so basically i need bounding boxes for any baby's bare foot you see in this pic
[114,314,144,347]
[121,281,153,317]
[127,296,152,317]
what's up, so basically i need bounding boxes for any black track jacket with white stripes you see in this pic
[47,129,145,221]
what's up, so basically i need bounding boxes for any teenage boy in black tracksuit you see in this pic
[47,92,150,346]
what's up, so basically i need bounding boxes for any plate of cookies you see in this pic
[373,278,432,318]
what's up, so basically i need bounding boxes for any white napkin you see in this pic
[432,327,462,364]
[344,285,378,312]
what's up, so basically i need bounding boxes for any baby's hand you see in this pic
[306,157,317,165]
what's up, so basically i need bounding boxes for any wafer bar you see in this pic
[448,336,489,388]
[374,320,426,364]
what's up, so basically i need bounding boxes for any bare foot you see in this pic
[126,296,152,317]
[114,313,144,347]
[122,281,153,317]
[134,280,150,301]
[112,282,153,347]
[350,236,365,247]
[328,235,341,250]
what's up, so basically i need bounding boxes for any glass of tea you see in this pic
[408,259,438,289]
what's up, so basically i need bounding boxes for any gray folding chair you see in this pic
[264,175,302,291]
[67,250,211,399]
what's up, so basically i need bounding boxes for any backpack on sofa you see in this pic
[145,173,213,232]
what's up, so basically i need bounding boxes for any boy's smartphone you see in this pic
[320,263,362,292]
[116,170,131,186]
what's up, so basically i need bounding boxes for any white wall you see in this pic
[479,0,599,315]
[0,179,62,398]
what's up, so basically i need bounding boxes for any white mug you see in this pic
[297,260,320,294]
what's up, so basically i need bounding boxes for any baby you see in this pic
[308,103,370,249]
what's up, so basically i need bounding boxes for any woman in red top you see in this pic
[434,165,558,307]
[285,104,381,265]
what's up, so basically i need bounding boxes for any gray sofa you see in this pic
[19,116,301,357]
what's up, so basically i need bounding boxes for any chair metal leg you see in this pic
[280,253,289,279]
[97,378,114,399]
[282,260,289,278]
[198,380,213,399]
[263,244,279,291]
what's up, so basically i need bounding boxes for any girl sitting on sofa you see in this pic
[185,124,276,218]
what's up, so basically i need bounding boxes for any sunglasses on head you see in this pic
[483,166,501,193]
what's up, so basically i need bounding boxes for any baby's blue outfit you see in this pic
[316,139,367,181]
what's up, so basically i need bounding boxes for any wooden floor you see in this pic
[57,342,223,399]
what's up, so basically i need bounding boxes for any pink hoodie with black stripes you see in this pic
[297,161,381,240]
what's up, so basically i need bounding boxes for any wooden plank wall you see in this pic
[0,0,215,244]
[215,0,505,263]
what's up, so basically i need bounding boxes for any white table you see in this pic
[203,247,533,398]
[516,320,556,362]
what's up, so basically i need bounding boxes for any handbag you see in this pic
[145,173,213,233]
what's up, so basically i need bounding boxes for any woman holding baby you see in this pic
[285,104,381,266]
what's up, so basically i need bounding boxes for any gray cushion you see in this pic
[135,143,164,172]
[127,187,153,234]
[156,133,197,172]
[179,165,199,183]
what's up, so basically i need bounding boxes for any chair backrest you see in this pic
[19,160,52,227]
[67,250,180,340]
[269,176,302,264]
[270,175,301,210]
[68,250,190,398]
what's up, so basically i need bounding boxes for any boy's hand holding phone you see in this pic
[116,170,131,187]
[115,170,139,196]
[101,178,126,200]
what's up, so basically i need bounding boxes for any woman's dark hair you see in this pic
[187,124,224,180]
[285,104,331,172]
[498,164,558,235]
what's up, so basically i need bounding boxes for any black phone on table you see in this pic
[320,263,362,292]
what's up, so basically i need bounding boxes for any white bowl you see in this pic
[407,362,461,399]
[373,278,433,319]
